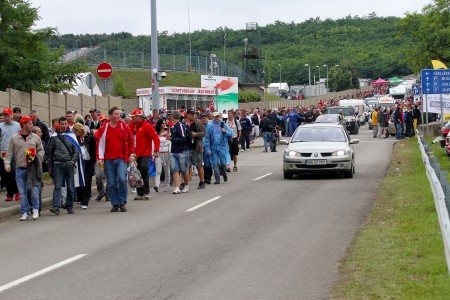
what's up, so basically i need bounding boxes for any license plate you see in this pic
[305,159,326,165]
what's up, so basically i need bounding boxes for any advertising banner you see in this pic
[424,94,450,114]
[201,75,239,112]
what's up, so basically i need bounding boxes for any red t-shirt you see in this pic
[104,124,126,160]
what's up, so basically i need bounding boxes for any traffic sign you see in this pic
[85,73,96,89]
[98,78,114,95]
[421,69,450,94]
[97,62,113,79]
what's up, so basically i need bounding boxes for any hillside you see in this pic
[60,14,412,86]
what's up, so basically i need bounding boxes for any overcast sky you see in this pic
[29,0,432,35]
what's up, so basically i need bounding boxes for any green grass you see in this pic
[332,138,450,299]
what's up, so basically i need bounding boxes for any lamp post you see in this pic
[323,64,329,93]
[151,0,160,110]
[279,64,282,97]
[223,31,226,76]
[316,65,321,96]
[305,64,311,98]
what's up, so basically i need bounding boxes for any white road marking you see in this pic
[0,254,87,293]
[186,196,221,212]
[254,173,273,181]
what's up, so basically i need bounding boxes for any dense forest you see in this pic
[48,13,414,86]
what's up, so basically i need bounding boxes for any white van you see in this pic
[339,99,369,125]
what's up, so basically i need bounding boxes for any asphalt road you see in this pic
[0,127,396,300]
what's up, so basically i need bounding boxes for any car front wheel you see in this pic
[344,165,354,178]
[284,170,294,179]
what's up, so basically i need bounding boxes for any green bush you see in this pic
[238,90,261,103]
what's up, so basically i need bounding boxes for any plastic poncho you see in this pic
[203,120,232,167]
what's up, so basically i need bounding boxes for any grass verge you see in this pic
[426,136,450,177]
[332,137,450,299]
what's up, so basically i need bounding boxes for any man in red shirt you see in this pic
[97,107,134,212]
[129,109,160,200]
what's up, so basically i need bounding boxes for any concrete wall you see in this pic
[1,89,130,125]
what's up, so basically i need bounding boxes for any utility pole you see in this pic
[151,0,160,110]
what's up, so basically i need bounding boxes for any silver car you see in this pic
[283,123,359,179]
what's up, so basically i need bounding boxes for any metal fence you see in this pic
[65,48,256,82]
[418,134,450,274]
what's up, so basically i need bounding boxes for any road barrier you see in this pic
[418,134,450,274]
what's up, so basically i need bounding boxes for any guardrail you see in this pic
[417,134,450,274]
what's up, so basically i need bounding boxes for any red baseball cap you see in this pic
[19,116,32,125]
[2,108,12,115]
[129,109,144,117]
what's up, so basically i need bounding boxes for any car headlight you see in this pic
[332,149,350,156]
[285,150,301,157]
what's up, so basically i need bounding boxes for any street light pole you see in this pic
[316,65,321,96]
[151,0,160,110]
[279,64,282,97]
[323,64,328,93]
[305,64,311,98]
[223,31,226,76]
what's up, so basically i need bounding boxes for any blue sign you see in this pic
[412,85,421,96]
[421,69,450,94]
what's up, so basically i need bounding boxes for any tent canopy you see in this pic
[388,77,404,84]
[372,78,389,85]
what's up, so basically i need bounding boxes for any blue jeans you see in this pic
[52,162,75,209]
[104,159,128,206]
[16,168,40,214]
[262,132,272,151]
[395,123,402,139]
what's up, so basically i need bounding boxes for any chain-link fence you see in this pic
[65,48,258,83]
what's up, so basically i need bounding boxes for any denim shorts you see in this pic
[188,150,203,167]
[170,151,188,174]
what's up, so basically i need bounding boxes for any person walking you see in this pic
[204,112,232,184]
[129,109,160,200]
[154,118,171,192]
[169,111,190,194]
[97,107,135,212]
[394,106,402,140]
[4,116,44,221]
[371,107,379,138]
[239,111,252,151]
[48,116,79,215]
[30,110,50,145]
[185,109,206,189]
[227,110,241,171]
[260,114,274,153]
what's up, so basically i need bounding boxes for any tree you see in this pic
[327,60,359,92]
[399,0,450,71]
[0,0,84,92]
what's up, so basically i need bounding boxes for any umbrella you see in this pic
[372,78,389,85]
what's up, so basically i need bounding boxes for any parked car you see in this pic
[326,106,360,135]
[283,123,359,179]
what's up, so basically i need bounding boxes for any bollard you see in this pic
[440,171,447,190]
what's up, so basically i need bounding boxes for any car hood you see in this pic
[287,141,348,152]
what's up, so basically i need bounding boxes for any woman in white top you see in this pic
[154,118,171,192]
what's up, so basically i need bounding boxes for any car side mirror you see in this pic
[350,139,359,144]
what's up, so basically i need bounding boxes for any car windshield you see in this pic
[327,107,354,116]
[292,127,347,142]
[315,115,338,123]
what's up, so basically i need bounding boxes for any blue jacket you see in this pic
[170,121,189,153]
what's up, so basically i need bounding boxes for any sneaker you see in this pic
[119,204,127,212]
[205,180,211,185]
[110,205,119,212]
[181,185,189,193]
[154,186,159,193]
[164,186,171,192]
[143,194,150,200]
[214,181,220,184]
[172,187,181,194]
[131,187,137,193]
[49,207,60,215]
[67,207,74,214]
[96,195,103,201]
[198,182,205,189]
[5,196,12,201]
[134,195,144,200]
[19,213,28,221]
[241,149,245,152]
[32,209,39,220]
[81,205,88,210]
[14,193,20,201]
[223,175,228,183]
[180,183,186,191]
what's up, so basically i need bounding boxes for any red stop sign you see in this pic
[97,62,113,79]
